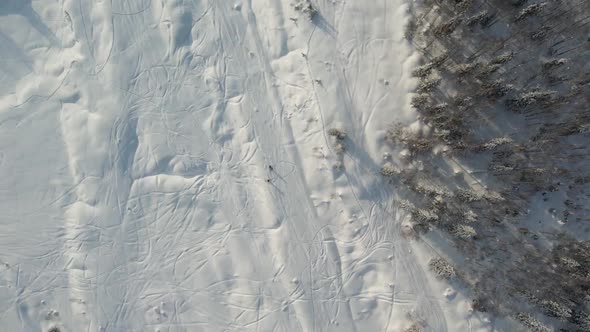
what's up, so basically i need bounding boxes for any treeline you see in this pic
[383,0,590,331]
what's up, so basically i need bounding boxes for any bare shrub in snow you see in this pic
[516,312,550,332]
[293,0,317,19]
[406,310,428,332]
[327,128,347,140]
[429,257,455,279]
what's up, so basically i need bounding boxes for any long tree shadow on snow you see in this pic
[0,31,32,83]
[311,12,337,39]
[0,0,61,47]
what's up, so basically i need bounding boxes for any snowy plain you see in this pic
[0,0,506,331]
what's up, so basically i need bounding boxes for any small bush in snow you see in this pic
[466,11,492,28]
[381,164,398,177]
[456,0,474,12]
[515,3,546,22]
[426,103,448,114]
[516,312,550,332]
[433,17,462,37]
[475,63,501,79]
[417,77,441,93]
[412,64,434,78]
[463,210,478,223]
[478,137,513,151]
[398,199,415,210]
[410,94,429,109]
[407,137,433,155]
[453,96,473,108]
[429,257,455,279]
[294,0,317,19]
[405,323,422,332]
[455,189,483,202]
[415,182,450,198]
[577,124,590,134]
[480,81,514,99]
[573,313,590,331]
[540,300,571,320]
[506,91,554,110]
[430,53,448,68]
[490,52,514,65]
[530,26,550,41]
[456,63,480,77]
[452,224,477,239]
[542,58,567,71]
[488,164,514,175]
[483,191,504,203]
[412,208,439,224]
[404,17,418,40]
[386,124,433,154]
[471,297,490,312]
[327,128,347,140]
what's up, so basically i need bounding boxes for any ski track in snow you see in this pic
[0,0,477,331]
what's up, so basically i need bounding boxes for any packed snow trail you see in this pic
[0,0,475,331]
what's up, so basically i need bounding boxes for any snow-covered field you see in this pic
[0,0,503,331]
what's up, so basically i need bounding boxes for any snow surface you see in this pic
[0,0,499,331]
